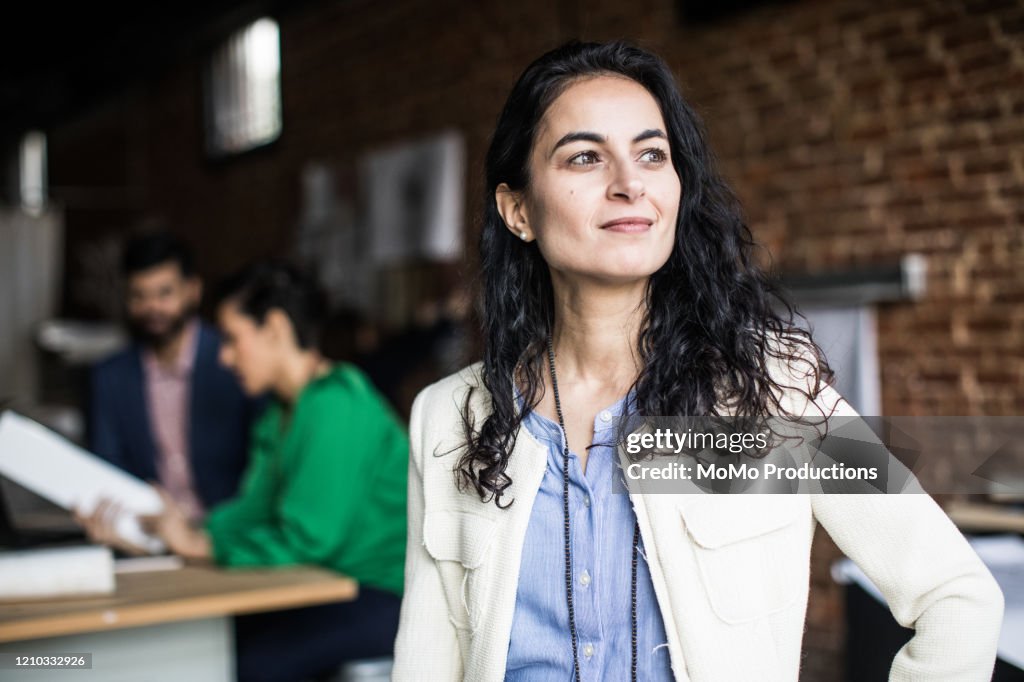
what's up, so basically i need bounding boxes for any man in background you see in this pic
[88,231,257,522]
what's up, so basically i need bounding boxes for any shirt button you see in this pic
[583,643,595,658]
[599,410,612,423]
[583,495,591,508]
[580,569,591,587]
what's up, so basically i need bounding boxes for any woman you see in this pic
[392,41,1003,681]
[83,262,408,682]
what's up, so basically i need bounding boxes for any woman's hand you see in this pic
[138,484,213,562]
[72,497,151,556]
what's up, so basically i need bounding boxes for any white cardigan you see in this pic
[392,361,1004,681]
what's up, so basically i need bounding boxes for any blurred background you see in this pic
[0,0,1021,679]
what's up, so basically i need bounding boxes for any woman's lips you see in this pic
[601,217,653,233]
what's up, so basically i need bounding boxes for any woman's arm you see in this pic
[809,384,1003,681]
[814,490,1003,680]
[140,485,213,562]
[392,386,463,681]
[203,388,382,567]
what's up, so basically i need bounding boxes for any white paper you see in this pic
[361,130,465,265]
[0,545,115,598]
[0,411,165,553]
[114,555,184,574]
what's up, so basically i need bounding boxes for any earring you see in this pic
[519,231,528,241]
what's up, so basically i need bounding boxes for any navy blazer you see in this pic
[88,322,259,508]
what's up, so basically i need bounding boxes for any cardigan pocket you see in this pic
[423,509,498,631]
[679,496,805,625]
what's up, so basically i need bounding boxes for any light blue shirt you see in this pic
[505,391,673,681]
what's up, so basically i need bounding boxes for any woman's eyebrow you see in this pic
[550,131,605,157]
[633,128,667,142]
[549,128,668,158]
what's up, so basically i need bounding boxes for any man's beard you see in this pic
[128,307,195,350]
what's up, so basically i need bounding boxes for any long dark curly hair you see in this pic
[458,40,833,506]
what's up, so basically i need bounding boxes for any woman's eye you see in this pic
[568,151,599,166]
[640,148,668,163]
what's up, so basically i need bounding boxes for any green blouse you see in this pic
[204,363,408,596]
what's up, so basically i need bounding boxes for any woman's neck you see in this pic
[273,349,328,404]
[549,276,646,390]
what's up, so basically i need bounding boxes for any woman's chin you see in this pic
[574,266,664,287]
[587,256,669,283]
[240,377,268,397]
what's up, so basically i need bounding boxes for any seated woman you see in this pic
[80,262,408,682]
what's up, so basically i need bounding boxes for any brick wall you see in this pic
[657,0,1024,420]
[46,0,1023,678]
[648,2,1023,677]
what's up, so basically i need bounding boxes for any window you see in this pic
[19,131,47,215]
[204,18,282,157]
[798,305,882,415]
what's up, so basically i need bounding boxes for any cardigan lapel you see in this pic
[463,396,550,681]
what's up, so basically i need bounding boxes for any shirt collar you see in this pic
[514,381,636,449]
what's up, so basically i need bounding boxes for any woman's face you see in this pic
[506,75,681,285]
[217,301,279,396]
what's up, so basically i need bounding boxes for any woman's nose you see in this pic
[608,165,646,202]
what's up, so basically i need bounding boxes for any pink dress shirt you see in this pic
[141,319,206,523]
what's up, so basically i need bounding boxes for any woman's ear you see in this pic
[264,308,297,348]
[495,183,533,242]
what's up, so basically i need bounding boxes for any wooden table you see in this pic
[0,564,358,681]
[946,500,1024,534]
